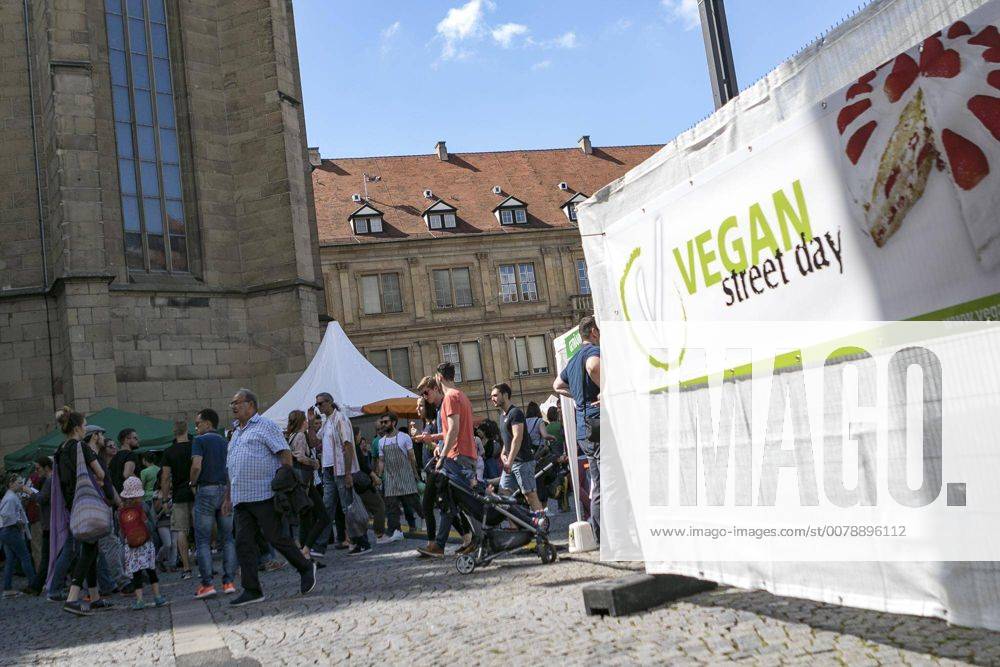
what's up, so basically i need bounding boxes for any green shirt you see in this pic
[140,464,159,502]
[546,421,565,458]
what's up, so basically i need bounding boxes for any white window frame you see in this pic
[498,262,538,303]
[428,213,443,230]
[353,215,383,234]
[500,209,514,225]
[567,203,578,222]
[514,208,527,224]
[444,212,456,228]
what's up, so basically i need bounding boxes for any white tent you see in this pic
[263,321,416,427]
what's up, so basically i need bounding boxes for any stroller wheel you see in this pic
[456,554,477,575]
[538,541,557,565]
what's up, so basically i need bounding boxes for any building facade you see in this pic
[313,138,660,418]
[0,0,325,459]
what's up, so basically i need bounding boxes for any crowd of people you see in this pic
[0,316,602,615]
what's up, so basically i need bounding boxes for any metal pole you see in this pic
[698,0,739,109]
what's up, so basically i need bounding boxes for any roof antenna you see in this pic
[362,172,380,200]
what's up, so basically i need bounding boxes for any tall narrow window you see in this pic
[442,343,463,382]
[576,259,591,295]
[106,0,187,273]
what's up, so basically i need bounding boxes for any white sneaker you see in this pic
[376,534,393,545]
[388,530,404,543]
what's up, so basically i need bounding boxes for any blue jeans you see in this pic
[579,438,600,543]
[435,457,476,549]
[1,526,35,591]
[48,532,76,597]
[316,468,351,551]
[194,485,236,587]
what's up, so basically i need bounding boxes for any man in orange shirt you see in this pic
[416,362,477,558]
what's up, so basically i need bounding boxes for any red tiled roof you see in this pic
[313,144,662,245]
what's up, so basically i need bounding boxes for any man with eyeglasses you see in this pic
[226,388,316,606]
[415,363,477,558]
[315,392,371,555]
[189,408,237,599]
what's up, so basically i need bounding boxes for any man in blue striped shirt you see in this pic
[226,388,316,606]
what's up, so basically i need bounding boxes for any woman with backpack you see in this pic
[119,477,168,610]
[53,407,111,616]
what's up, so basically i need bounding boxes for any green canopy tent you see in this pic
[2,407,182,473]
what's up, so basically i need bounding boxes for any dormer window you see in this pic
[349,204,384,235]
[422,200,458,230]
[493,196,528,226]
[561,192,587,223]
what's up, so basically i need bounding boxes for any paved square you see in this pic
[4,517,1000,666]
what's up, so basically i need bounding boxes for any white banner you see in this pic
[581,0,1000,630]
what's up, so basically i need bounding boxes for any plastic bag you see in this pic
[344,488,370,540]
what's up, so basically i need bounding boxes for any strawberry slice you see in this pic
[968,95,1000,141]
[845,82,873,100]
[859,70,877,84]
[837,99,872,134]
[846,121,877,165]
[985,47,1000,64]
[969,26,1000,49]
[884,53,919,102]
[942,129,989,190]
[919,37,960,78]
[946,21,972,39]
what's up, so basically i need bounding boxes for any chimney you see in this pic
[435,140,448,161]
[307,146,321,168]
[578,135,592,155]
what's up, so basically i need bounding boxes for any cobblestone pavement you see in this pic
[4,514,1000,666]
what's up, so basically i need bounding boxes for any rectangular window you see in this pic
[441,341,482,384]
[106,0,187,274]
[353,216,382,234]
[428,214,443,230]
[359,272,403,315]
[368,347,411,387]
[568,203,578,221]
[500,209,513,225]
[390,347,412,388]
[355,217,369,234]
[444,213,457,228]
[499,263,538,303]
[514,208,527,224]
[442,343,463,383]
[433,268,473,309]
[509,335,548,376]
[576,259,591,295]
[369,216,383,233]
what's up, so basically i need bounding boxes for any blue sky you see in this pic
[293,0,867,158]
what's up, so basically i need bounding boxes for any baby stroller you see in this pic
[433,465,557,575]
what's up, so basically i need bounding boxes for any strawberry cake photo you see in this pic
[836,12,1000,269]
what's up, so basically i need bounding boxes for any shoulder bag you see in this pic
[69,442,112,542]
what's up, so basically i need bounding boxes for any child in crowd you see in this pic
[119,477,168,610]
[0,472,35,598]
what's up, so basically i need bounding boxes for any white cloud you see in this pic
[662,0,700,31]
[491,22,528,48]
[380,21,401,56]
[552,31,578,49]
[436,0,493,60]
[531,60,551,71]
